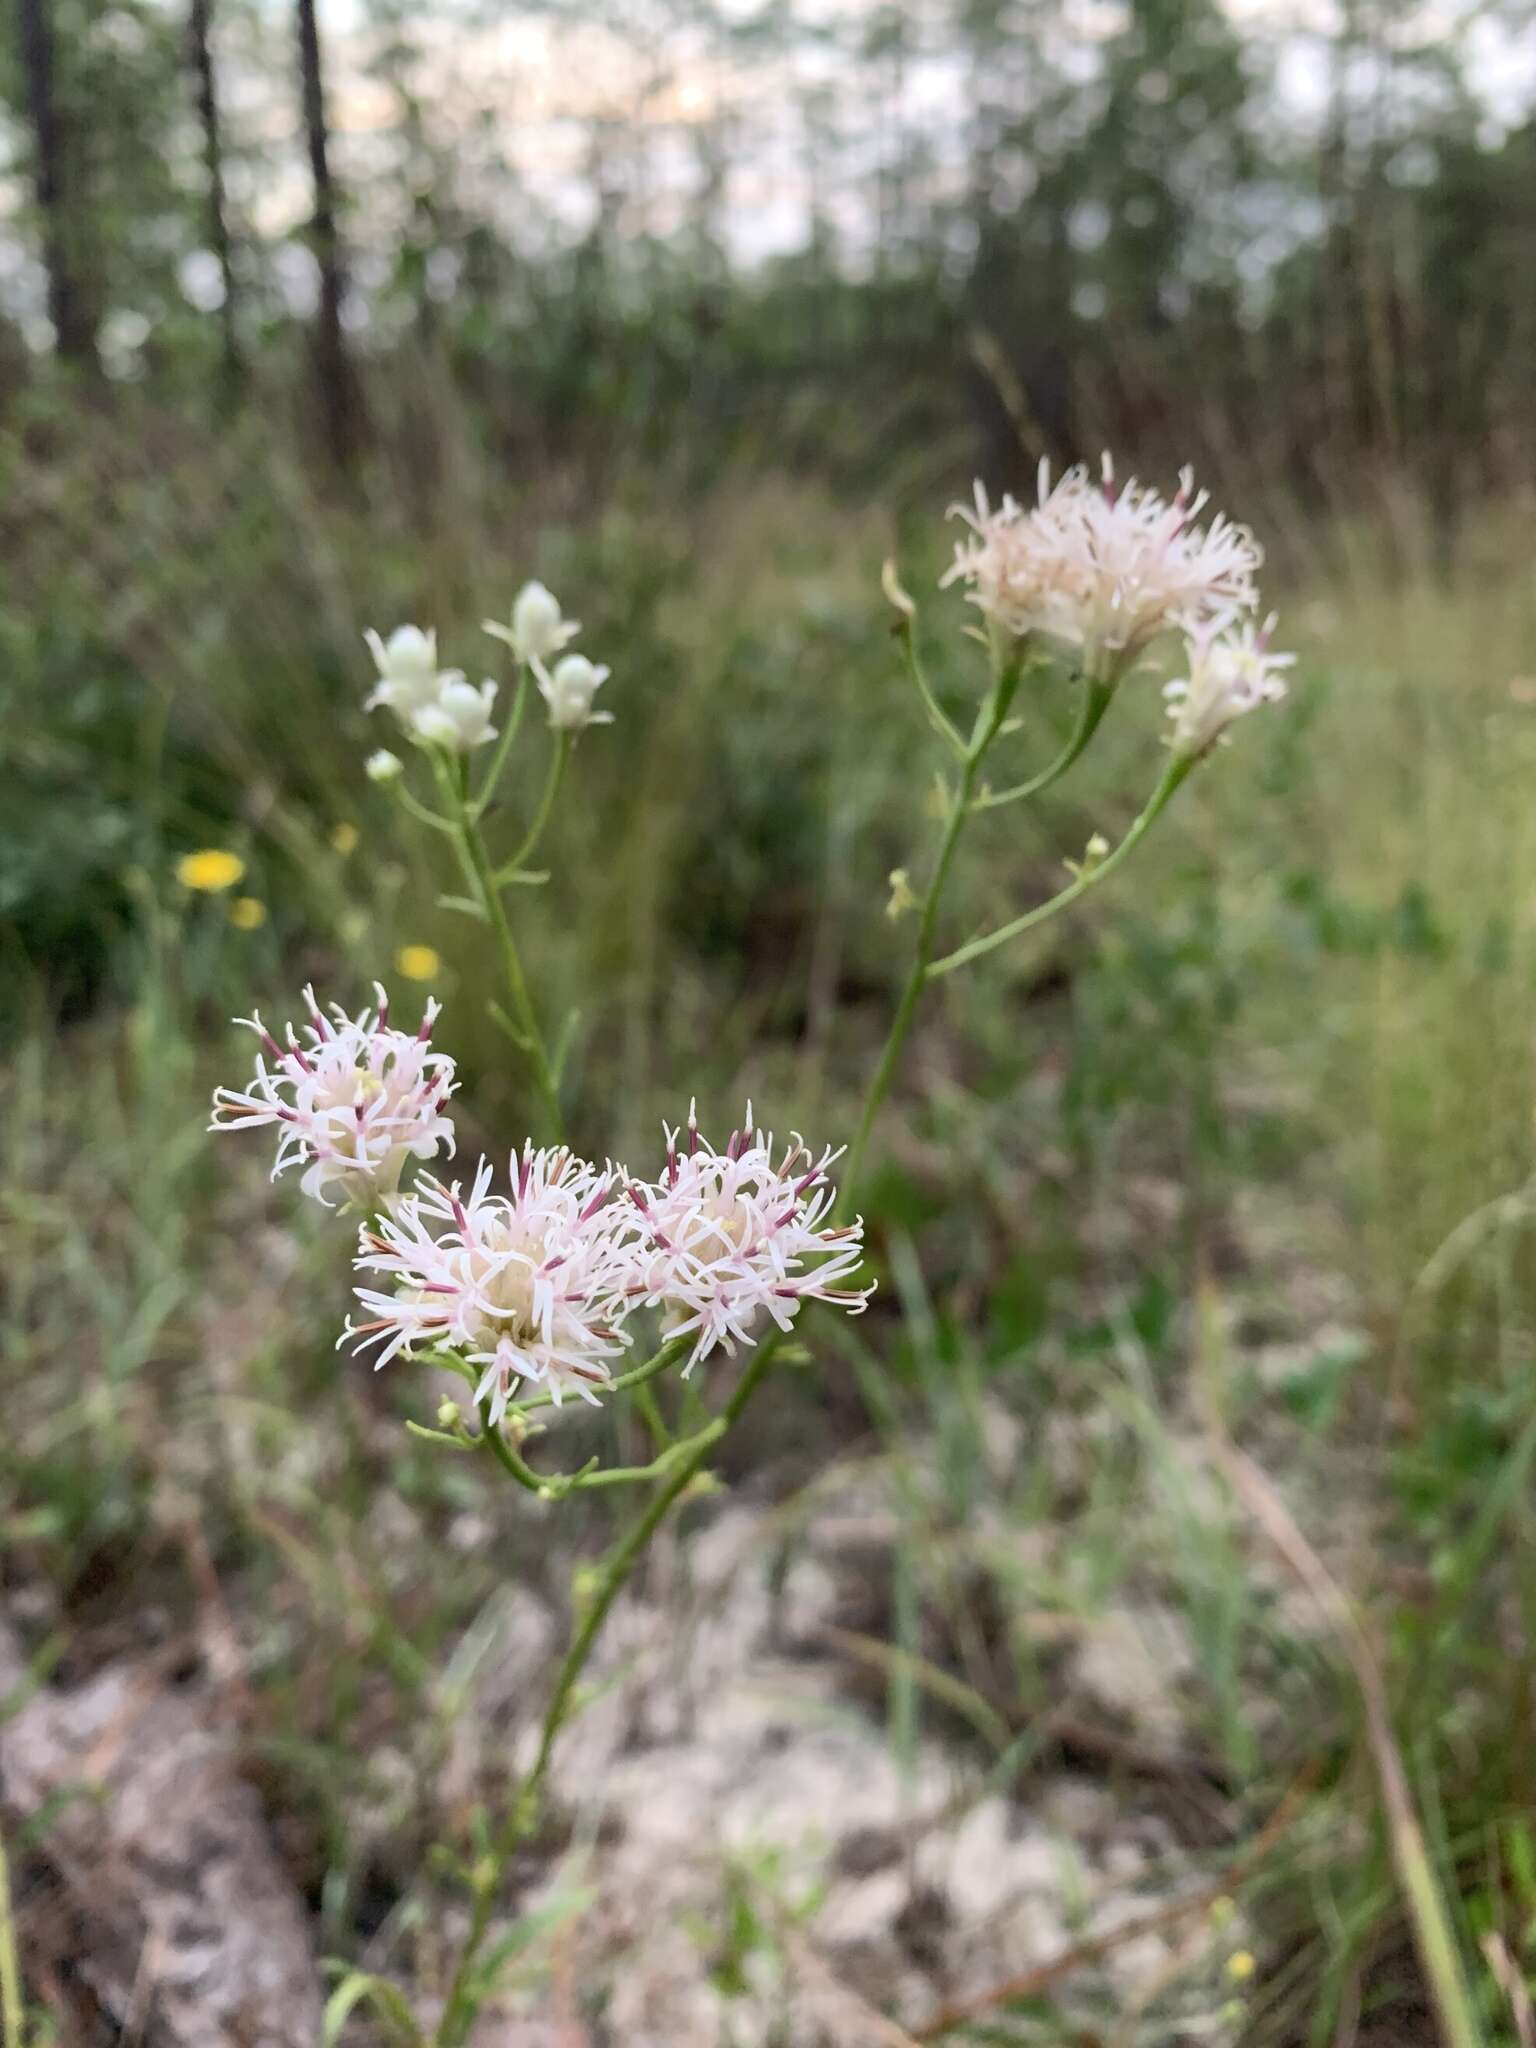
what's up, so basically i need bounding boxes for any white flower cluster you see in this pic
[344,1107,871,1411]
[1162,612,1294,759]
[484,581,612,733]
[210,983,457,1208]
[362,581,611,755]
[347,1149,632,1416]
[943,452,1290,747]
[945,458,1261,676]
[364,626,499,756]
[628,1103,872,1373]
[214,998,871,1412]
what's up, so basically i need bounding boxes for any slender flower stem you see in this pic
[898,616,966,758]
[470,664,529,819]
[506,1334,689,1420]
[838,645,1025,1212]
[397,785,459,836]
[566,1421,722,1490]
[504,733,569,875]
[969,674,1114,811]
[926,755,1191,982]
[523,1333,780,1804]
[475,1397,545,1493]
[434,1338,782,2047]
[839,754,982,1215]
[442,766,565,1142]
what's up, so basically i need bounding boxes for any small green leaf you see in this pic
[321,1969,423,2047]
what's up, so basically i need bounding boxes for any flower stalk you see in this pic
[208,468,1294,2041]
[438,755,565,1142]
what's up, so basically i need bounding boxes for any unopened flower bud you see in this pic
[881,559,916,619]
[886,868,918,921]
[367,749,404,783]
[364,625,442,718]
[412,676,498,753]
[485,581,581,665]
[1064,831,1111,879]
[536,653,613,732]
[1163,614,1292,758]
[437,1398,462,1429]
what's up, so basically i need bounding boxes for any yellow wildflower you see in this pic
[228,896,267,931]
[395,944,442,982]
[176,848,245,893]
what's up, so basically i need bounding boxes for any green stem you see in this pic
[444,770,564,1142]
[839,761,979,1216]
[435,1338,781,2047]
[970,675,1114,811]
[838,647,1028,1213]
[568,1421,721,1490]
[470,665,529,819]
[475,1397,545,1493]
[504,733,569,875]
[899,617,966,757]
[631,1381,672,1451]
[474,1340,694,1494]
[524,1335,779,1801]
[926,754,1191,982]
[397,784,458,836]
[505,1334,689,1421]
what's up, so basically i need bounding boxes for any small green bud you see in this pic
[881,559,916,619]
[436,1398,462,1430]
[886,868,918,922]
[571,1563,603,1610]
[1064,831,1111,879]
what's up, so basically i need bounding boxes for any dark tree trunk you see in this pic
[295,0,358,466]
[14,0,98,371]
[187,0,243,402]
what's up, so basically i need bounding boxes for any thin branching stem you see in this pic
[437,757,565,1141]
[469,663,529,819]
[926,755,1190,981]
[969,673,1114,811]
[899,617,966,757]
[838,640,1024,1210]
[504,732,569,875]
[435,1337,781,2045]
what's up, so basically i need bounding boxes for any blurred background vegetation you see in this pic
[4,0,1536,2042]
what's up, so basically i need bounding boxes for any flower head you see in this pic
[395,943,442,982]
[412,676,497,753]
[627,1104,873,1373]
[535,653,612,733]
[177,847,246,893]
[364,626,442,718]
[1163,613,1293,758]
[344,1149,633,1415]
[485,581,581,667]
[210,983,457,1209]
[229,895,267,931]
[944,456,1263,682]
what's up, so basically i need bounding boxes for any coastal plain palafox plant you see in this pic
[209,455,1292,2043]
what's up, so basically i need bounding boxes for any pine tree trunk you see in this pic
[188,0,243,402]
[14,0,97,371]
[295,0,358,466]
